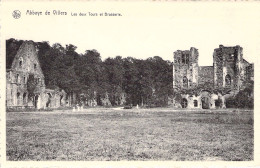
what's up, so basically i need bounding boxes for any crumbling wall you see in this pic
[173,47,199,90]
[44,89,67,108]
[213,45,244,90]
[173,44,253,109]
[180,91,225,109]
[6,41,46,108]
[198,66,214,87]
[6,41,68,110]
[247,63,254,81]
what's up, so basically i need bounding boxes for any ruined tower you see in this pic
[173,47,199,90]
[172,45,253,109]
[213,45,250,90]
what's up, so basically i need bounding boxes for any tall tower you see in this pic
[173,47,199,90]
[213,45,244,90]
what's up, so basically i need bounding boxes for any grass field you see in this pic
[6,108,253,161]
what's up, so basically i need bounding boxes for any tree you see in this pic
[103,56,125,105]
[6,38,175,107]
[6,38,24,69]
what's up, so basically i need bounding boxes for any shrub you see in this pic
[226,88,254,109]
[226,96,237,108]
[123,105,132,109]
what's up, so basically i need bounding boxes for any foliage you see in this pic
[177,82,233,96]
[6,39,24,69]
[226,81,254,109]
[226,93,253,109]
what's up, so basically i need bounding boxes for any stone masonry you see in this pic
[173,47,199,90]
[213,45,249,90]
[173,45,254,109]
[6,41,66,109]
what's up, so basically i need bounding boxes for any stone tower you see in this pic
[213,45,245,90]
[173,47,199,90]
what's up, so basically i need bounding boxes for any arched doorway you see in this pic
[23,93,27,105]
[201,97,210,109]
[46,93,52,107]
[17,92,20,106]
[181,98,188,108]
[60,95,63,106]
[34,95,39,108]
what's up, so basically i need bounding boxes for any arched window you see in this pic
[19,57,23,67]
[17,92,20,105]
[182,54,185,64]
[23,93,27,105]
[23,76,26,84]
[19,61,22,67]
[183,76,188,88]
[181,54,189,64]
[46,93,52,107]
[225,74,231,87]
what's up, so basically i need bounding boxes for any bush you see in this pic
[226,96,237,108]
[226,88,254,109]
[123,105,132,109]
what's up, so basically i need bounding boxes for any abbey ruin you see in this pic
[173,45,254,109]
[6,41,66,109]
[6,40,254,110]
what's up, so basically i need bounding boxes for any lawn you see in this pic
[6,108,254,161]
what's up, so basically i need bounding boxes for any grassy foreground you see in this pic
[6,108,253,161]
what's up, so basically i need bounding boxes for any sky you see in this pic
[1,1,260,66]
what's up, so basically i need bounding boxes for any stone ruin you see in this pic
[172,45,254,109]
[6,41,66,110]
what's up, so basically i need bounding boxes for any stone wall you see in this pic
[246,63,254,81]
[198,66,214,87]
[213,45,244,90]
[45,89,66,108]
[173,44,253,109]
[6,41,66,109]
[6,41,46,109]
[181,91,225,109]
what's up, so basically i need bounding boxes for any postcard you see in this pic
[0,0,259,167]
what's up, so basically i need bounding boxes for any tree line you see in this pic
[6,38,173,107]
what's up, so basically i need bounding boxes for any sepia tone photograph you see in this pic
[5,40,254,161]
[0,0,259,167]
